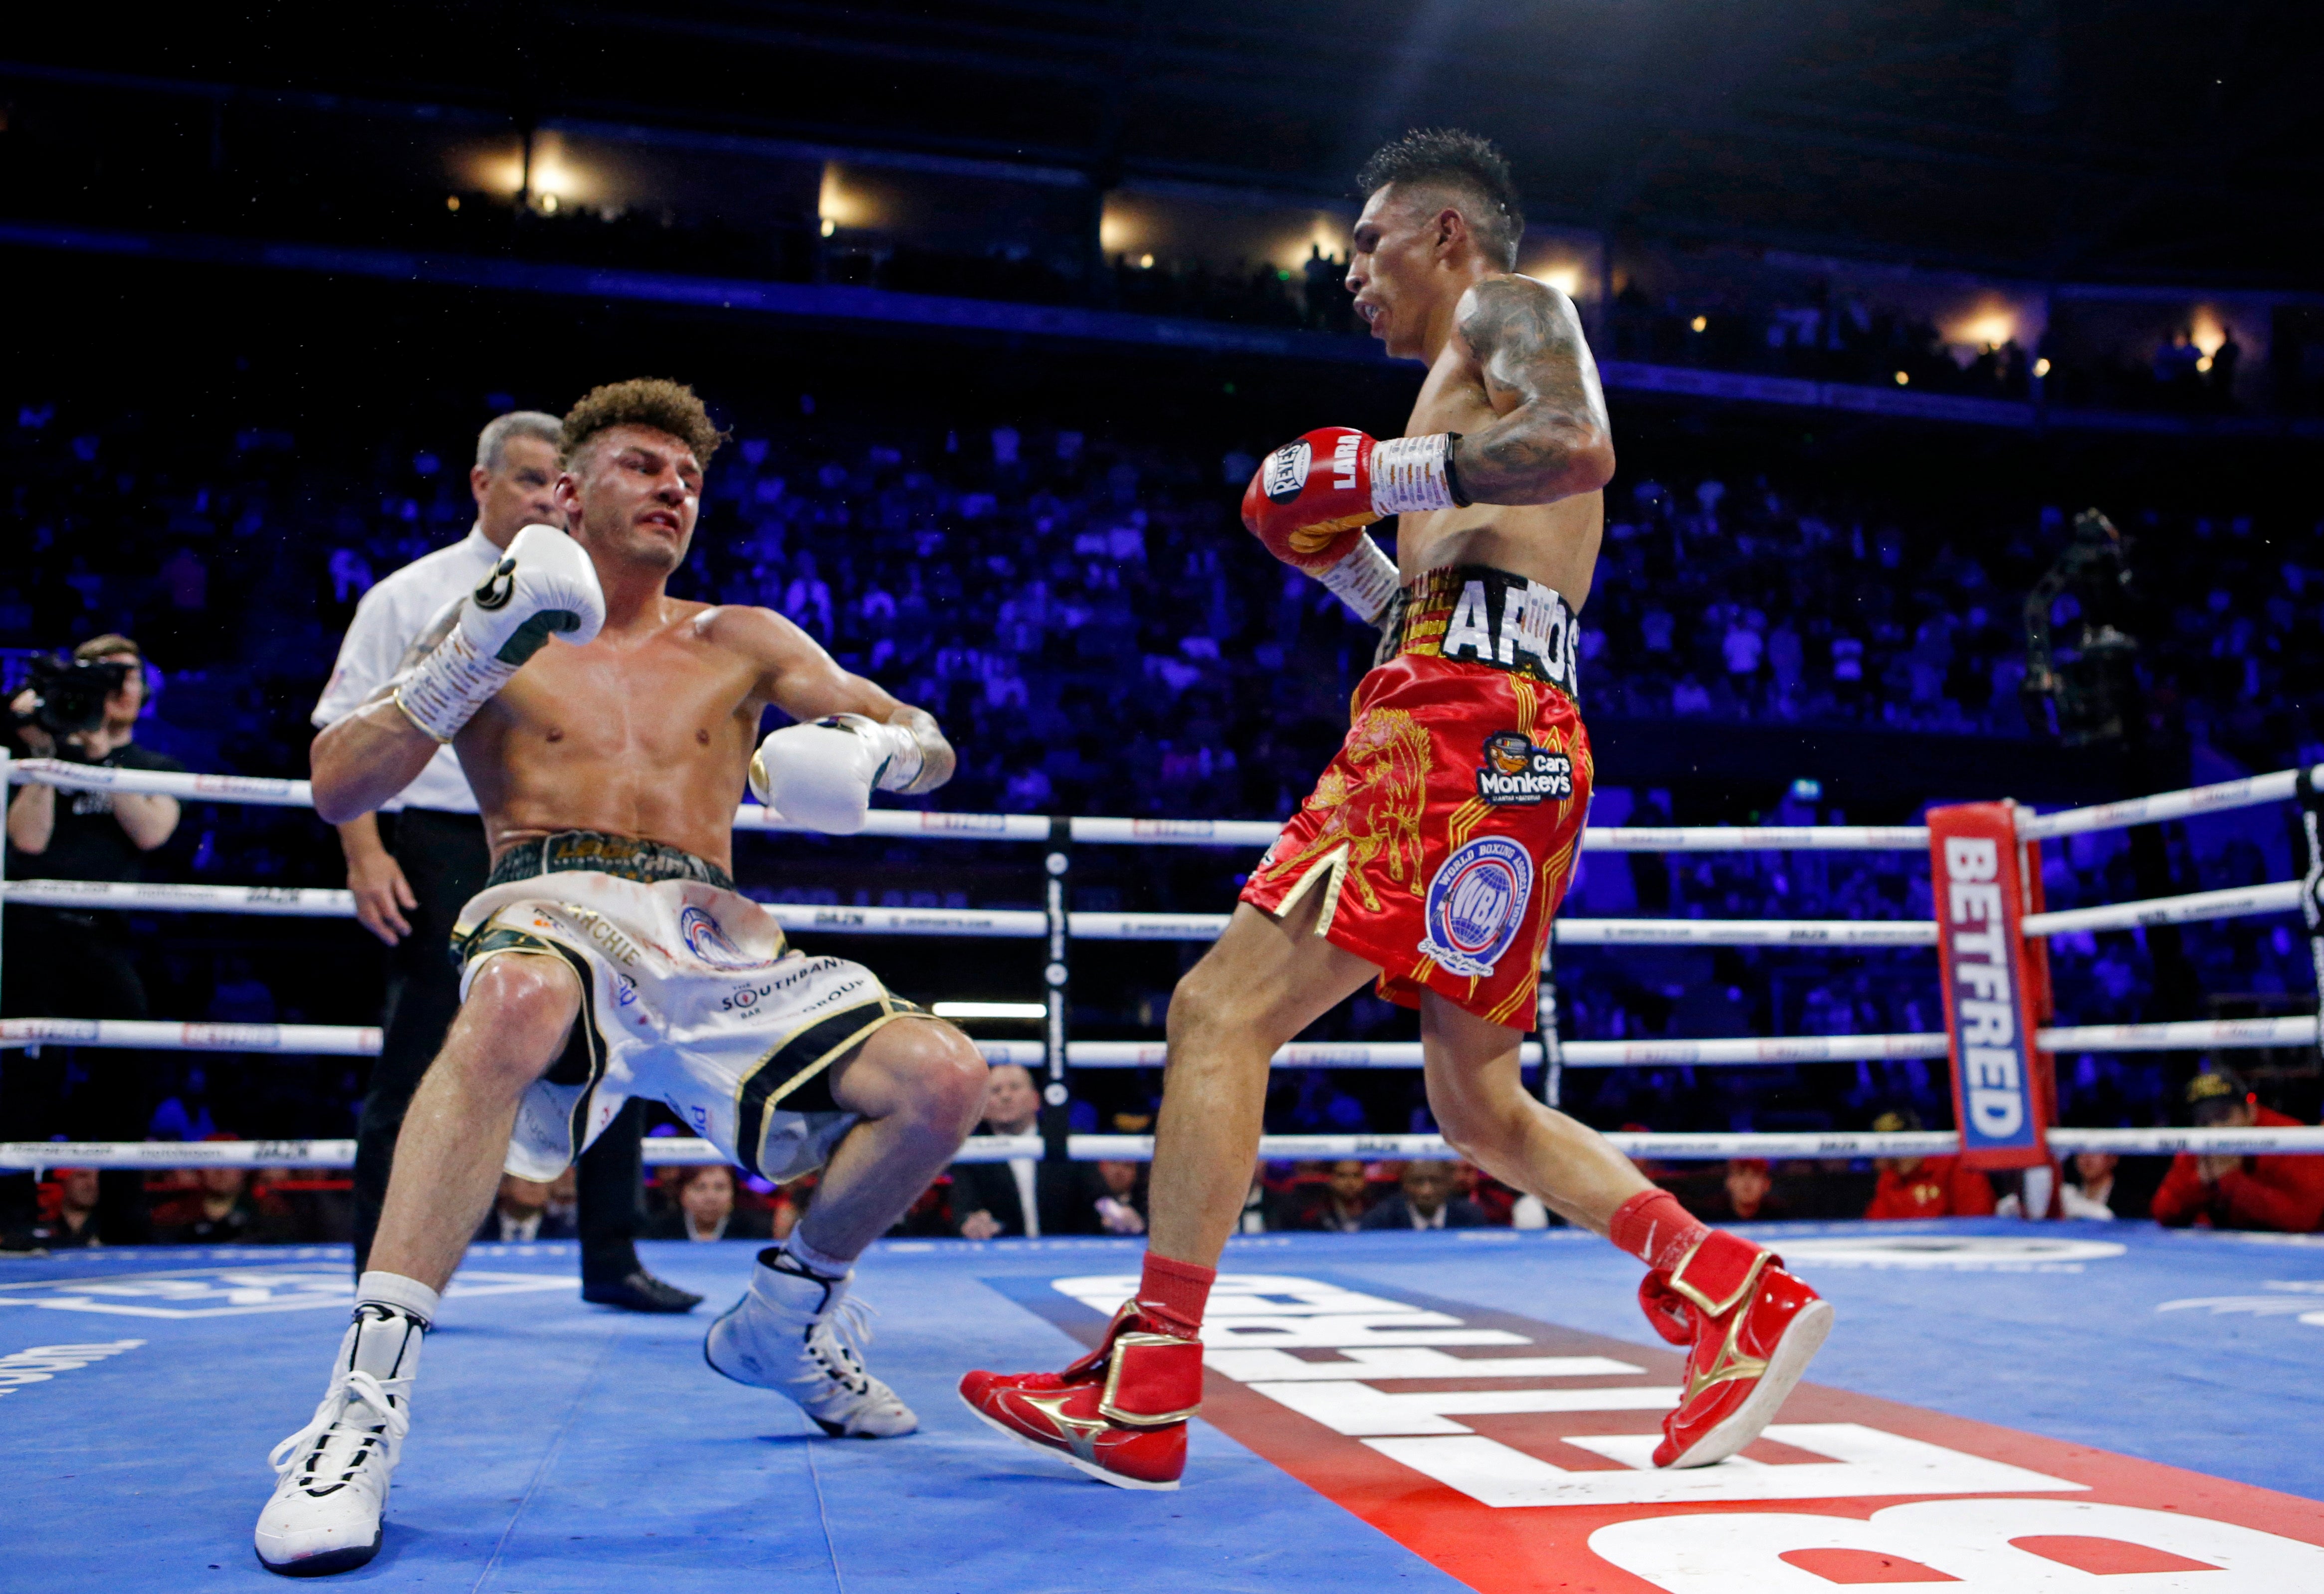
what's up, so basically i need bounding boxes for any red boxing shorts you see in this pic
[1240,565,1592,1029]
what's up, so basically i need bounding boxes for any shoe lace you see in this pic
[267,1370,409,1485]
[795,1295,879,1397]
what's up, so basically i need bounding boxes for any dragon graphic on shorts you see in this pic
[1265,706,1431,913]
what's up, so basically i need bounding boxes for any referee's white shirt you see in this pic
[311,524,501,815]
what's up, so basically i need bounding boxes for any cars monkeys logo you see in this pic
[678,905,772,971]
[1262,440,1313,504]
[473,556,517,611]
[1418,834,1534,978]
[1475,731,1574,806]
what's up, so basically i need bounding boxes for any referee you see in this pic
[313,409,698,1312]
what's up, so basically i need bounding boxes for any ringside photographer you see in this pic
[2,633,186,1242]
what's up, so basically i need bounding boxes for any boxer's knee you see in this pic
[1169,940,1281,1045]
[1424,1059,1526,1168]
[859,1018,988,1133]
[446,955,581,1096]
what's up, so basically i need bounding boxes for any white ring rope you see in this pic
[2020,879,2303,937]
[6,1016,2313,1066]
[11,1124,2324,1172]
[9,875,2304,952]
[2016,767,2324,841]
[23,756,2319,850]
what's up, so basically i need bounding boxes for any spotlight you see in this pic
[1138,253,1154,269]
[932,1001,1047,1020]
[445,195,461,213]
[1894,371,1909,386]
[2033,357,2052,378]
[1690,315,1707,333]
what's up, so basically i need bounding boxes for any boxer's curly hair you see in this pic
[1356,128,1525,269]
[560,378,727,469]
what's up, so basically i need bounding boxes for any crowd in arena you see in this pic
[2,377,2319,1246]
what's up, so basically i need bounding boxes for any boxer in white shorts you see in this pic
[252,379,992,1578]
[455,833,921,1190]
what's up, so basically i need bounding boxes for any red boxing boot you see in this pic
[959,1305,1204,1490]
[1639,1229,1832,1469]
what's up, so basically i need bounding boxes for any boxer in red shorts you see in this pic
[963,129,1829,1490]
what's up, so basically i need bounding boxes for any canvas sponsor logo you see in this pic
[1024,1270,2324,1593]
[0,1339,143,1396]
[0,1266,569,1319]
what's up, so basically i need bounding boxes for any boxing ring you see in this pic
[6,751,2324,1590]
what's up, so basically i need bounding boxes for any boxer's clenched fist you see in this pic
[1241,427,1472,565]
[1241,426,1473,624]
[393,524,606,742]
[751,710,953,834]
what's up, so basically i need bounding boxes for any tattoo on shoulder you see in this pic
[1450,275,1611,503]
[1460,276,1576,404]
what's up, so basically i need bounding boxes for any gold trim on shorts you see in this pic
[731,992,932,1181]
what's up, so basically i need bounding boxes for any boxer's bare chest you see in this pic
[458,605,764,863]
[1396,350,1604,610]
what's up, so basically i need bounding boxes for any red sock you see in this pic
[1135,1251,1216,1339]
[1610,1189,1709,1274]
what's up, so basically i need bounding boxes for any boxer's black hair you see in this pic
[1356,128,1524,269]
[561,378,728,470]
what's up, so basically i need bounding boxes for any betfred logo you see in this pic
[1928,804,2047,1168]
[1014,1270,2324,1593]
[1262,440,1312,504]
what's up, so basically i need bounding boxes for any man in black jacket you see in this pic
[948,1064,1111,1238]
[1360,1159,1489,1231]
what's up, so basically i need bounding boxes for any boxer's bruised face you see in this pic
[558,423,702,574]
[1348,183,1466,360]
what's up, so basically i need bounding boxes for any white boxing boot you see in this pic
[254,1303,424,1577]
[705,1247,916,1436]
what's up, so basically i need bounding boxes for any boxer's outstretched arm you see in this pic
[1448,276,1616,506]
[721,606,956,791]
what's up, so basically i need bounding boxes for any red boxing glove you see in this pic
[1240,427,1470,573]
[1241,427,1381,575]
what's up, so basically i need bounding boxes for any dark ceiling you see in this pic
[9,1,2321,283]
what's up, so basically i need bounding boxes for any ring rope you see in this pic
[10,1123,2324,1173]
[3,875,2303,947]
[16,756,2319,850]
[5,1015,2313,1066]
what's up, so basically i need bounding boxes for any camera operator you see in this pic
[2,634,185,1242]
[311,410,695,1312]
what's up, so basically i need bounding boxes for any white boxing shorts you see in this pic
[451,831,930,1185]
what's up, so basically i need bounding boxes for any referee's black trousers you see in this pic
[351,807,647,1281]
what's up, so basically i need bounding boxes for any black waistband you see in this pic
[1378,564,1583,702]
[485,831,735,893]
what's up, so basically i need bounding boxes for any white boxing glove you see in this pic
[750,713,950,834]
[393,524,606,742]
